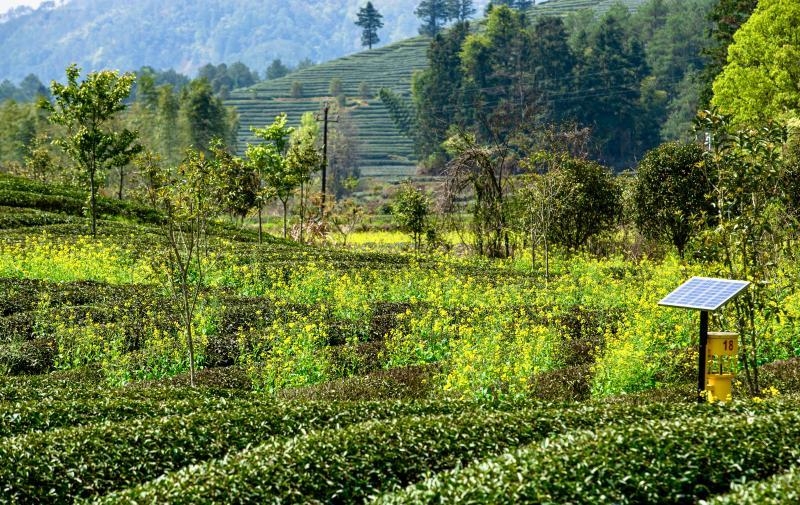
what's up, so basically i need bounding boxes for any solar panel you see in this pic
[658,277,750,311]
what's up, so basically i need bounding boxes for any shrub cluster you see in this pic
[0,367,107,402]
[759,357,800,393]
[0,174,163,225]
[527,364,593,402]
[0,337,56,374]
[0,206,77,229]
[377,400,800,504]
[0,189,86,215]
[137,365,252,390]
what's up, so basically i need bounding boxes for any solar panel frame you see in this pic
[658,276,750,312]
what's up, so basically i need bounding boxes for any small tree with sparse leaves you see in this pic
[43,64,142,236]
[393,180,431,251]
[158,148,221,387]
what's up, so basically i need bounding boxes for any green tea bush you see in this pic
[278,364,437,401]
[369,301,412,340]
[0,189,85,215]
[137,365,252,390]
[0,337,56,374]
[0,311,36,343]
[0,368,247,403]
[556,306,619,367]
[704,466,800,504]
[0,398,481,503]
[98,401,719,504]
[0,174,163,225]
[0,390,260,437]
[759,357,800,394]
[0,367,107,402]
[0,207,77,229]
[0,278,43,316]
[325,340,385,377]
[377,402,800,504]
[527,364,592,402]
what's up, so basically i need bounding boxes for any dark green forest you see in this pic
[410,0,717,170]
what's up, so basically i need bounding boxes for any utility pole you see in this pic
[315,101,338,216]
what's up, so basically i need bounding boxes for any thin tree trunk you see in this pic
[545,237,550,286]
[184,296,196,387]
[282,200,288,239]
[258,207,263,244]
[300,182,305,244]
[530,226,536,271]
[118,167,124,200]
[90,167,97,236]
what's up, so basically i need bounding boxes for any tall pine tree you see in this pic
[447,0,475,22]
[416,0,450,36]
[572,5,649,167]
[355,2,384,50]
[461,5,535,140]
[412,21,471,168]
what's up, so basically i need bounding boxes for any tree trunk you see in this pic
[282,199,288,239]
[185,302,196,388]
[90,167,97,237]
[299,182,305,244]
[258,207,263,244]
[118,166,124,200]
[545,237,550,286]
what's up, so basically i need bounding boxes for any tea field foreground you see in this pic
[2,371,800,503]
[1,173,800,502]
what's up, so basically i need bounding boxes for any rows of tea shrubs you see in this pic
[0,388,262,437]
[0,397,502,502]
[0,173,163,224]
[377,400,800,504]
[95,400,758,504]
[706,466,800,504]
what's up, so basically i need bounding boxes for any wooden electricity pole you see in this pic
[315,102,338,215]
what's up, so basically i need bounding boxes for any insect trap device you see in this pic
[659,277,750,402]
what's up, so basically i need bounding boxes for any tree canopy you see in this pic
[411,0,715,171]
[711,0,800,125]
[633,141,711,257]
[416,0,450,36]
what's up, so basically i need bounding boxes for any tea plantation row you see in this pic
[0,369,797,503]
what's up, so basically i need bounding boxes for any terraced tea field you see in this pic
[227,37,428,182]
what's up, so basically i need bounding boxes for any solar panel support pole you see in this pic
[698,311,708,403]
